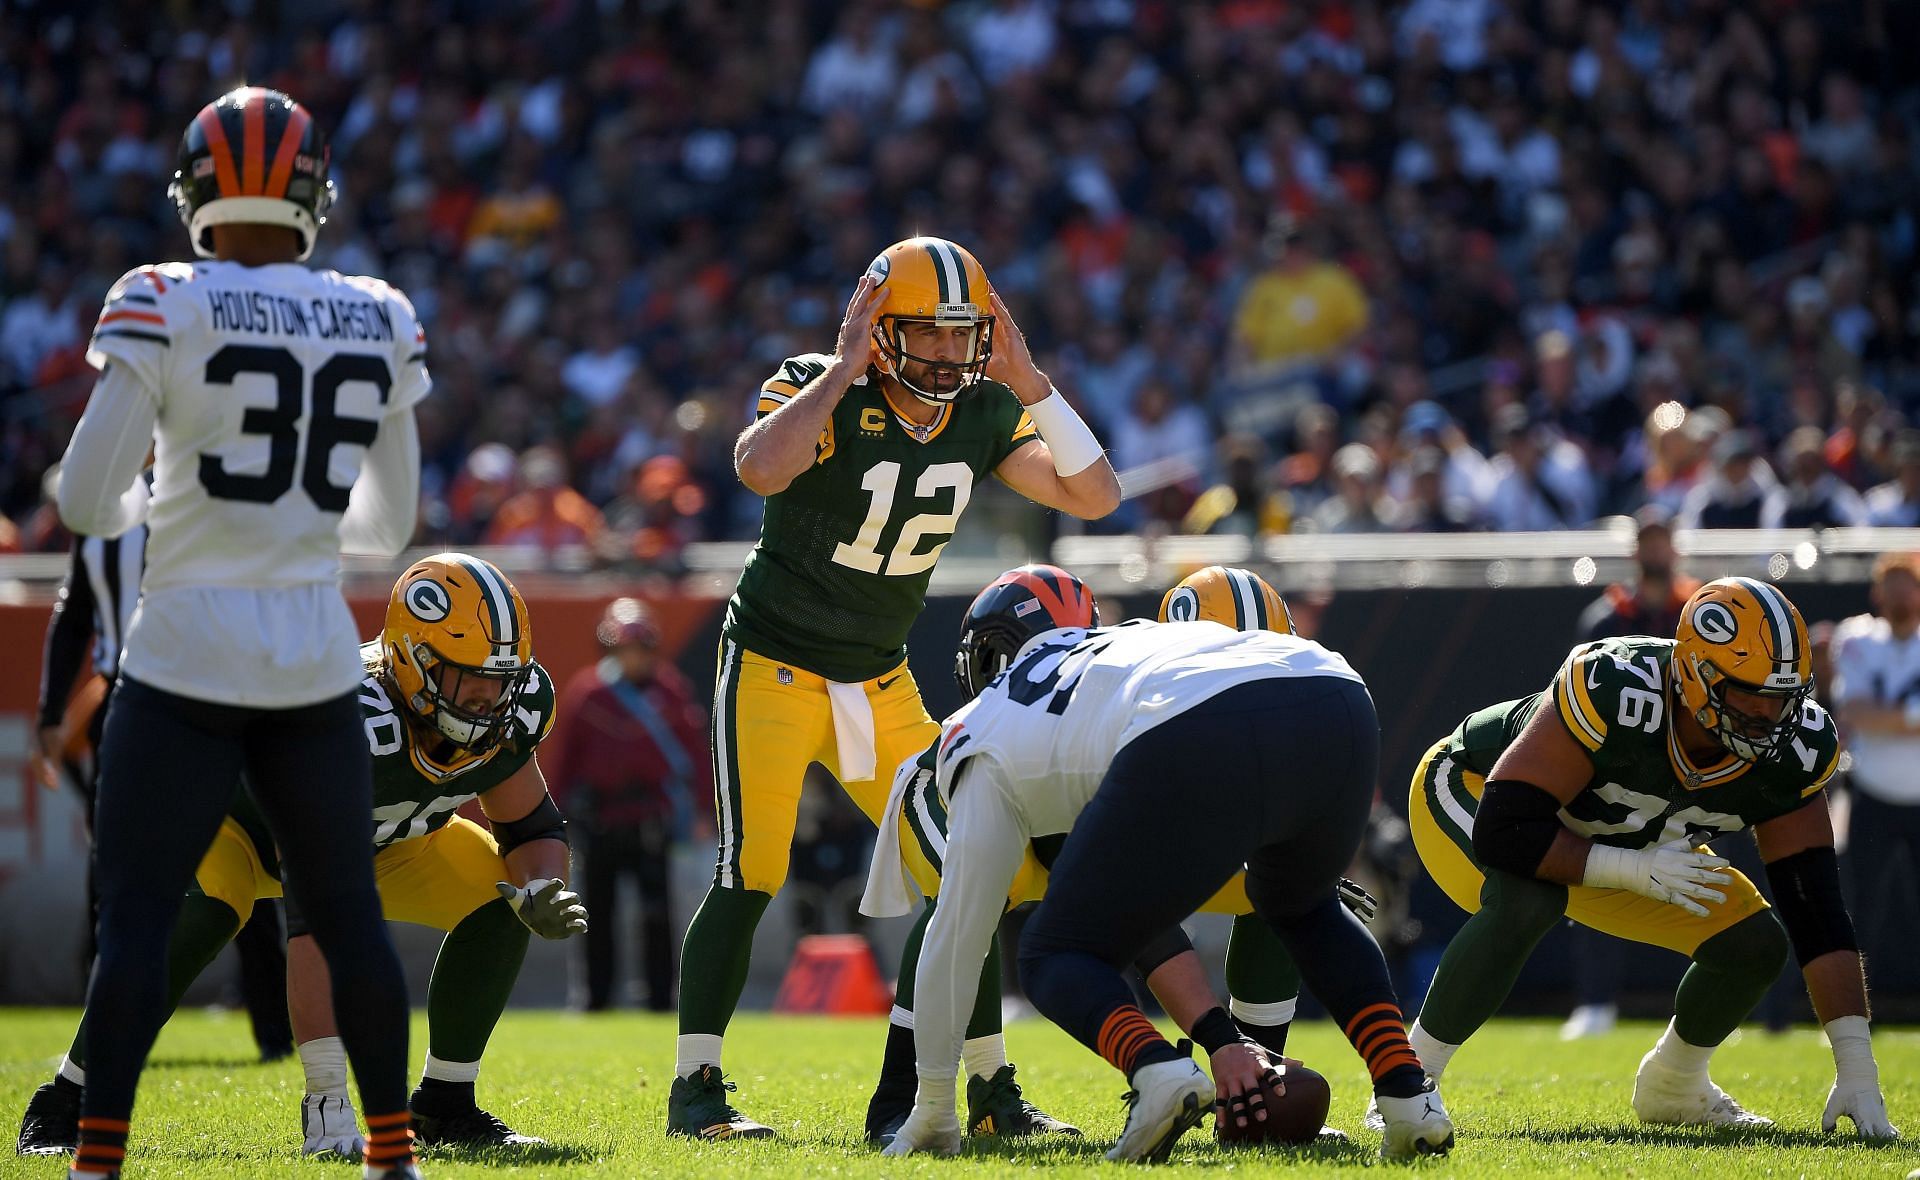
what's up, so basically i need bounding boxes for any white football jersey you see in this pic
[933,620,1362,836]
[82,260,429,705]
[1829,612,1920,803]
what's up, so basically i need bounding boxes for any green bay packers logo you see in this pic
[404,578,452,623]
[1693,601,1738,645]
[1163,586,1200,622]
[866,252,891,285]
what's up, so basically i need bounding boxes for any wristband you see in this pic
[1023,388,1105,477]
[1192,1007,1246,1056]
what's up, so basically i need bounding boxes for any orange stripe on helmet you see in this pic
[241,88,266,195]
[197,105,241,198]
[264,102,310,199]
[988,565,1095,630]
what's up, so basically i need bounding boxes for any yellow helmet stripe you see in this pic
[1733,576,1798,671]
[1225,567,1264,630]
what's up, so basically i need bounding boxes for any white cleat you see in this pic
[1559,1003,1618,1041]
[1632,1049,1774,1129]
[1106,1059,1212,1163]
[1376,1084,1456,1159]
[364,1164,423,1180]
[1362,1096,1385,1132]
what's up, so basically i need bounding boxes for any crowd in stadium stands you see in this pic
[2,1,1918,561]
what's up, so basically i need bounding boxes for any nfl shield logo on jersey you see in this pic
[778,667,794,685]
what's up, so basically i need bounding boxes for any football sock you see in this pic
[362,1110,416,1174]
[58,1056,86,1088]
[675,1033,724,1078]
[1672,914,1787,1047]
[1408,1021,1459,1079]
[300,1036,350,1093]
[875,1020,917,1089]
[1094,1005,1181,1079]
[1229,996,1296,1057]
[890,901,934,1011]
[1343,1003,1425,1097]
[1225,911,1300,1004]
[966,932,1005,1040]
[1646,1019,1714,1078]
[73,1116,127,1178]
[62,893,241,1076]
[427,897,526,1064]
[413,1068,478,1115]
[676,884,771,1039]
[1414,870,1566,1045]
[964,1034,1009,1081]
[1261,892,1422,1097]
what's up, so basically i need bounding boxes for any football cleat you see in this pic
[17,1079,80,1155]
[410,1103,544,1149]
[363,1165,423,1180]
[1376,1082,1455,1159]
[666,1067,775,1141]
[1632,1049,1774,1129]
[967,1064,1081,1138]
[1106,1059,1211,1163]
[1560,1003,1619,1041]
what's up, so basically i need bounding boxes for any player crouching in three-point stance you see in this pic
[17,556,585,1161]
[870,566,1454,1162]
[52,87,427,1180]
[1399,578,1898,1138]
[671,236,1118,1140]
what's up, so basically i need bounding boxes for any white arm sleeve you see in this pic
[338,408,420,557]
[912,761,1027,1107]
[55,363,156,539]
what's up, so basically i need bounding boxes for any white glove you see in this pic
[301,1089,365,1158]
[1582,838,1731,918]
[1822,1016,1900,1139]
[496,878,589,939]
[881,1102,963,1157]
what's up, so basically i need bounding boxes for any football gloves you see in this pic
[1823,1015,1900,1140]
[496,878,589,940]
[1582,838,1730,918]
[301,1089,364,1158]
[881,1102,963,1157]
[1337,877,1378,923]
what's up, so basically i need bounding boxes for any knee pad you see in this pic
[1695,911,1790,978]
[1479,869,1569,939]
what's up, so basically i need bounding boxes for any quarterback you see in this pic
[16,556,586,1159]
[670,236,1120,1139]
[1397,577,1898,1138]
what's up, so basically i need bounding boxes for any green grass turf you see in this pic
[2,1010,1917,1177]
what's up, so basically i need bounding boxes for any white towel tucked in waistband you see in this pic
[860,758,921,918]
[827,679,877,783]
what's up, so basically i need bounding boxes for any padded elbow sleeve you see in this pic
[1471,779,1565,877]
[1764,846,1857,966]
[494,795,569,855]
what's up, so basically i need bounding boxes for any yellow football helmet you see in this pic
[1158,566,1295,634]
[1672,577,1812,762]
[864,236,995,404]
[382,552,533,752]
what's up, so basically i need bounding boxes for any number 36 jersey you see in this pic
[1444,636,1840,851]
[724,353,1038,683]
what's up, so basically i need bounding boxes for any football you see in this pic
[1216,1059,1332,1146]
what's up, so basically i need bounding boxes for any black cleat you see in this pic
[16,1079,79,1156]
[966,1063,1081,1137]
[666,1066,775,1141]
[410,1100,544,1149]
[865,1074,916,1146]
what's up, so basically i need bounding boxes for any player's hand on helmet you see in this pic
[983,291,1049,404]
[301,1089,365,1158]
[496,878,589,940]
[1209,1042,1283,1133]
[1823,1078,1899,1139]
[834,273,889,373]
[1337,877,1378,923]
[1582,838,1731,918]
[880,1101,963,1157]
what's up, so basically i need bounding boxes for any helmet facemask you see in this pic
[395,638,526,754]
[874,312,995,405]
[1687,655,1811,763]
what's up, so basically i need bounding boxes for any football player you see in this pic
[672,236,1120,1139]
[1395,578,1898,1138]
[862,566,1364,1146]
[16,555,586,1159]
[872,567,1453,1161]
[53,87,426,1180]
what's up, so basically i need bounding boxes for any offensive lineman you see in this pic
[874,568,1454,1161]
[671,237,1120,1139]
[17,555,585,1158]
[1399,578,1898,1138]
[54,88,427,1180]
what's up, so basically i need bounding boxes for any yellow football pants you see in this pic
[1407,739,1768,956]
[710,640,939,895]
[194,814,508,932]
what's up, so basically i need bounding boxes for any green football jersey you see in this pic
[231,642,558,868]
[725,353,1040,682]
[1444,636,1839,851]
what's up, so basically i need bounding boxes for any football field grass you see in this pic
[3,1009,1918,1177]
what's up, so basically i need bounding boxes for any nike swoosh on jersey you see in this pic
[878,675,902,690]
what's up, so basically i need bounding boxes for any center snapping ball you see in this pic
[1217,1058,1332,1146]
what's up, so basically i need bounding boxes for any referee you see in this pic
[30,520,293,1062]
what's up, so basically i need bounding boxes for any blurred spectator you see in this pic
[1865,431,1920,527]
[1230,219,1369,382]
[2,259,80,386]
[1310,444,1392,534]
[1389,400,1492,520]
[1273,403,1342,519]
[1387,447,1473,532]
[602,455,708,572]
[484,446,606,552]
[1678,431,1776,530]
[549,598,706,1011]
[1182,434,1289,538]
[1484,406,1596,531]
[801,8,897,117]
[1761,427,1867,529]
[562,318,641,411]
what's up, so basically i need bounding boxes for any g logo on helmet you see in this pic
[1164,586,1200,622]
[1693,601,1738,645]
[404,578,451,623]
[865,252,890,285]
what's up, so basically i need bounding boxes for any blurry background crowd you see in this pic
[2,0,1918,564]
